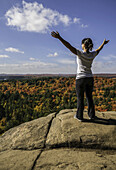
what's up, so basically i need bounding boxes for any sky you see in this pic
[0,0,116,74]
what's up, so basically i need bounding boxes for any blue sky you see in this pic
[0,0,116,74]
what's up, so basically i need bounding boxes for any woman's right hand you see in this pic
[51,31,60,39]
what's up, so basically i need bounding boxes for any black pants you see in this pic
[76,77,95,119]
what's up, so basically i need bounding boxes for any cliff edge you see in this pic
[0,109,116,170]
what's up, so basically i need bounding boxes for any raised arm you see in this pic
[96,39,110,54]
[51,31,77,55]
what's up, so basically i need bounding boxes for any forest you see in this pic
[0,76,116,134]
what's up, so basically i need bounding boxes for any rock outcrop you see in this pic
[0,109,116,170]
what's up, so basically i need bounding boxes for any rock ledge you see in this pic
[0,109,116,170]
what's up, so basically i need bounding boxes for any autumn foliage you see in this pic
[0,76,115,134]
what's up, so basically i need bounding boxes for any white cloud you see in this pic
[5,47,24,54]
[47,52,58,57]
[0,63,19,67]
[5,1,82,33]
[102,54,116,61]
[0,60,58,74]
[22,60,55,67]
[29,57,36,61]
[92,60,116,73]
[57,59,75,65]
[0,55,10,58]
[81,24,88,28]
[73,17,80,24]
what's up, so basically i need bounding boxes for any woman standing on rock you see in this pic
[51,31,109,121]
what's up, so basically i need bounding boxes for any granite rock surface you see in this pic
[0,109,116,170]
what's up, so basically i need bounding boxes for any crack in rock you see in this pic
[31,112,57,170]
[44,113,57,147]
[31,149,43,170]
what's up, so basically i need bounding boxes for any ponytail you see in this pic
[82,38,93,51]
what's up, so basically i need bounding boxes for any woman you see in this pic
[51,31,109,121]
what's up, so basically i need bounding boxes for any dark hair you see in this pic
[81,38,93,51]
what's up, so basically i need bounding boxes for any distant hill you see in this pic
[93,73,116,78]
[0,73,116,80]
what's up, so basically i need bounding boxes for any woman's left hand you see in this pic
[103,39,110,45]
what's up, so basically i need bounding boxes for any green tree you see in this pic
[103,87,110,97]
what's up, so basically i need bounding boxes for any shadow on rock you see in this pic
[83,117,116,125]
